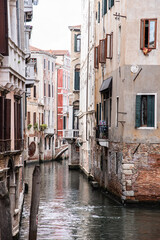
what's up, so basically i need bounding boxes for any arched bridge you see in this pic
[54,144,68,160]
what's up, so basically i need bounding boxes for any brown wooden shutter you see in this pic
[4,98,11,141]
[14,101,18,149]
[27,112,30,125]
[42,113,44,124]
[0,0,8,55]
[33,112,36,125]
[99,39,106,63]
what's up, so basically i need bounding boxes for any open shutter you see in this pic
[135,95,141,128]
[74,34,77,52]
[0,0,8,55]
[96,104,99,124]
[14,101,18,149]
[111,0,114,7]
[147,95,155,127]
[99,103,102,122]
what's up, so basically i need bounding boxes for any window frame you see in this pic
[94,46,99,69]
[106,33,113,59]
[74,65,80,91]
[136,93,157,129]
[99,39,106,63]
[140,18,157,50]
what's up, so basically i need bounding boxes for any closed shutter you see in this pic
[0,0,8,55]
[111,0,114,7]
[4,99,11,141]
[75,71,80,90]
[96,104,99,124]
[102,0,107,15]
[0,97,5,141]
[147,95,155,127]
[135,95,141,128]
[33,112,36,125]
[27,112,30,125]
[98,2,100,23]
[74,34,77,52]
[17,102,22,140]
[14,101,18,149]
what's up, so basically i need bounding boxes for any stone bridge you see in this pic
[54,144,68,160]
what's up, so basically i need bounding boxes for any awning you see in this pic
[99,77,112,92]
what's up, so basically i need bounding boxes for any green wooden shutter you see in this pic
[75,71,80,90]
[111,0,114,7]
[135,95,141,128]
[98,2,100,23]
[108,0,111,9]
[102,0,107,16]
[147,95,155,127]
[74,34,77,52]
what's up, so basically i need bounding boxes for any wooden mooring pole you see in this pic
[29,165,41,240]
[0,181,12,240]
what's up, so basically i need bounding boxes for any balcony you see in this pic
[44,127,54,137]
[25,60,35,88]
[0,139,11,152]
[64,129,79,139]
[24,0,33,22]
[96,125,109,147]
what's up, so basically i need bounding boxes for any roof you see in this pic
[68,25,81,31]
[47,50,70,57]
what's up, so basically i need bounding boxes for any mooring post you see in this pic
[0,181,12,240]
[29,165,41,240]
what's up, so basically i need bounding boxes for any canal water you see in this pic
[20,160,160,240]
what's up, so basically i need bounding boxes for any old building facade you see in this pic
[25,46,56,163]
[0,0,37,237]
[80,0,160,203]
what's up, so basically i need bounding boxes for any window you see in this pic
[140,19,157,49]
[94,46,99,69]
[135,94,156,128]
[45,137,47,150]
[44,82,46,96]
[49,138,51,150]
[52,84,54,98]
[27,112,30,125]
[48,84,51,97]
[103,85,112,127]
[0,0,8,56]
[108,0,114,9]
[33,85,36,98]
[102,0,107,16]
[99,39,106,63]
[116,97,119,127]
[33,112,36,125]
[74,66,80,90]
[98,1,100,23]
[63,116,66,129]
[52,62,54,72]
[48,61,50,70]
[106,33,113,59]
[74,34,81,52]
[44,59,46,69]
[73,108,79,130]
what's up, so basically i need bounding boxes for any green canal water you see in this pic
[20,160,160,240]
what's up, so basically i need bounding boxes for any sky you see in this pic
[30,0,81,52]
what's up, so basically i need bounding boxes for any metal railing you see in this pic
[96,125,109,139]
[0,139,11,152]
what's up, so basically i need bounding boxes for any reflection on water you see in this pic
[20,160,160,240]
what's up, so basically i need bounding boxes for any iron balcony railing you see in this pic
[96,125,109,139]
[15,139,24,151]
[0,139,11,152]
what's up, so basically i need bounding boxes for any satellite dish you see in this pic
[131,65,139,74]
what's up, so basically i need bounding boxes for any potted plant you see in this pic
[40,124,47,131]
[33,122,38,131]
[27,123,32,130]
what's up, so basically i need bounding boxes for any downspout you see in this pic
[86,0,90,141]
